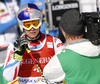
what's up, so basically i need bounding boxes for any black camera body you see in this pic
[82,12,100,45]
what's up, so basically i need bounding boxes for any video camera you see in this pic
[82,5,100,45]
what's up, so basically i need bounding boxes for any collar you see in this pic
[66,39,100,57]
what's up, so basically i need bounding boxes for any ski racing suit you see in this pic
[2,33,64,84]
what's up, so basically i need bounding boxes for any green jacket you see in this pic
[43,39,100,84]
[58,49,100,84]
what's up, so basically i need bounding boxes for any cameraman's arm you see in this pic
[43,55,65,83]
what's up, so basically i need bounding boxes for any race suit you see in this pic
[2,33,64,84]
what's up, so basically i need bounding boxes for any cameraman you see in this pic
[43,9,100,84]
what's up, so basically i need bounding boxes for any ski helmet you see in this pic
[16,3,42,31]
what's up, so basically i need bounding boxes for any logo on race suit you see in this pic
[0,9,10,18]
[47,42,53,48]
[21,56,52,65]
[0,9,4,13]
[57,43,63,48]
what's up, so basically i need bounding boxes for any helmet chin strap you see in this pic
[26,32,41,42]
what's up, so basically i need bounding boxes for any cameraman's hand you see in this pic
[13,32,29,61]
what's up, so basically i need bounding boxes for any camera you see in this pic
[82,12,100,45]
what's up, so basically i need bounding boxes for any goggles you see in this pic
[23,19,41,30]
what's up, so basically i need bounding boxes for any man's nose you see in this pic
[30,27,35,30]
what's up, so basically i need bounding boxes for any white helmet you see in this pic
[16,3,42,31]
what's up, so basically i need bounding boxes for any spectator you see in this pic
[0,0,19,66]
[0,0,19,84]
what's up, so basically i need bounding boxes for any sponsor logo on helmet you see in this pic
[24,8,34,14]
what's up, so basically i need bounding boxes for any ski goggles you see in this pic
[23,19,41,30]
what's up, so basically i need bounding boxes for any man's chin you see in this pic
[30,36,36,39]
[27,36,36,40]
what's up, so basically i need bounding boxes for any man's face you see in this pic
[24,28,40,40]
[23,19,41,40]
